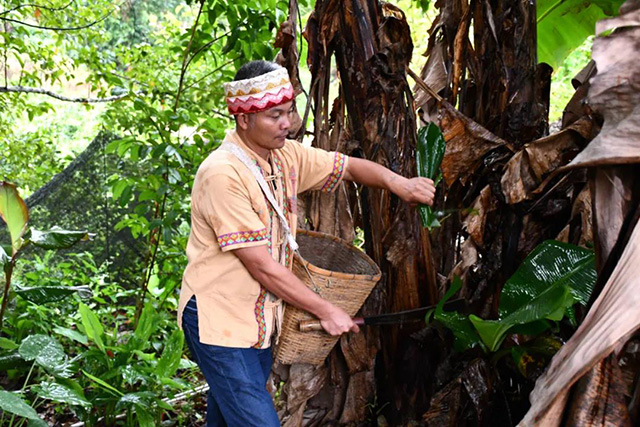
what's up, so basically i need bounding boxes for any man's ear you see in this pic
[236,114,250,130]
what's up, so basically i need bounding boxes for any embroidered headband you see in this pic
[224,67,295,115]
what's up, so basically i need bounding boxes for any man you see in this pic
[178,60,435,426]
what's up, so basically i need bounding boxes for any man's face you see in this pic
[238,101,294,152]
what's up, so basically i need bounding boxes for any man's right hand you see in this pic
[319,304,360,336]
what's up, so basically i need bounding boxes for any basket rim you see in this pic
[294,229,382,281]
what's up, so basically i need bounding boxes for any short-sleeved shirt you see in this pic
[177,129,349,348]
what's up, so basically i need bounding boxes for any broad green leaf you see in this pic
[79,303,105,352]
[0,390,40,420]
[27,418,49,427]
[82,370,123,397]
[0,337,18,350]
[53,326,88,345]
[470,284,575,351]
[431,276,483,351]
[499,240,596,317]
[132,301,158,350]
[157,329,184,378]
[18,334,73,377]
[0,182,28,254]
[15,285,91,304]
[416,123,445,230]
[537,0,623,69]
[28,227,91,250]
[34,381,91,408]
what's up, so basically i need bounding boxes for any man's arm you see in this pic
[342,157,436,207]
[233,245,360,336]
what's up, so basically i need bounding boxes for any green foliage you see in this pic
[429,241,596,362]
[0,390,43,423]
[430,276,484,352]
[416,123,445,229]
[537,0,623,70]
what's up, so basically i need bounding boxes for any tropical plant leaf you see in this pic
[157,329,184,378]
[27,418,49,427]
[431,276,483,351]
[15,285,92,304]
[416,123,446,229]
[0,182,28,254]
[34,381,91,408]
[537,0,623,70]
[470,284,575,351]
[18,334,75,377]
[53,326,88,345]
[28,227,91,250]
[0,337,18,350]
[79,303,105,352]
[132,301,158,351]
[498,240,596,317]
[82,370,123,397]
[0,389,40,420]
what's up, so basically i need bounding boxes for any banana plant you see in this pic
[429,240,597,357]
[0,181,92,330]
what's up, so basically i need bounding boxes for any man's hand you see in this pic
[343,157,436,207]
[393,176,436,207]
[234,245,360,336]
[319,304,360,336]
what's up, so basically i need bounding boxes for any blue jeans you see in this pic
[182,296,280,427]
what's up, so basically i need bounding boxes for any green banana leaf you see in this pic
[430,276,484,352]
[537,0,623,70]
[416,123,446,230]
[0,182,28,255]
[470,240,596,351]
[498,240,596,317]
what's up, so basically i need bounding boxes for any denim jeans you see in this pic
[182,296,280,427]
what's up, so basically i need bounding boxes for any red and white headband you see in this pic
[224,67,295,115]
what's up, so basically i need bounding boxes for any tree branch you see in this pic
[173,0,205,112]
[0,86,133,102]
[0,0,75,17]
[0,4,115,31]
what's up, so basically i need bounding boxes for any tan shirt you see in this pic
[178,130,349,348]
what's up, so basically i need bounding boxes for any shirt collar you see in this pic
[223,129,273,173]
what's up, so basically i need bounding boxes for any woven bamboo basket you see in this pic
[275,229,381,365]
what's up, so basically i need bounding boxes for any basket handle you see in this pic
[299,318,365,333]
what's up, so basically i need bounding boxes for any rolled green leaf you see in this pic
[416,123,446,230]
[0,182,29,255]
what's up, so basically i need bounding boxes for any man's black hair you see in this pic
[233,60,280,81]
